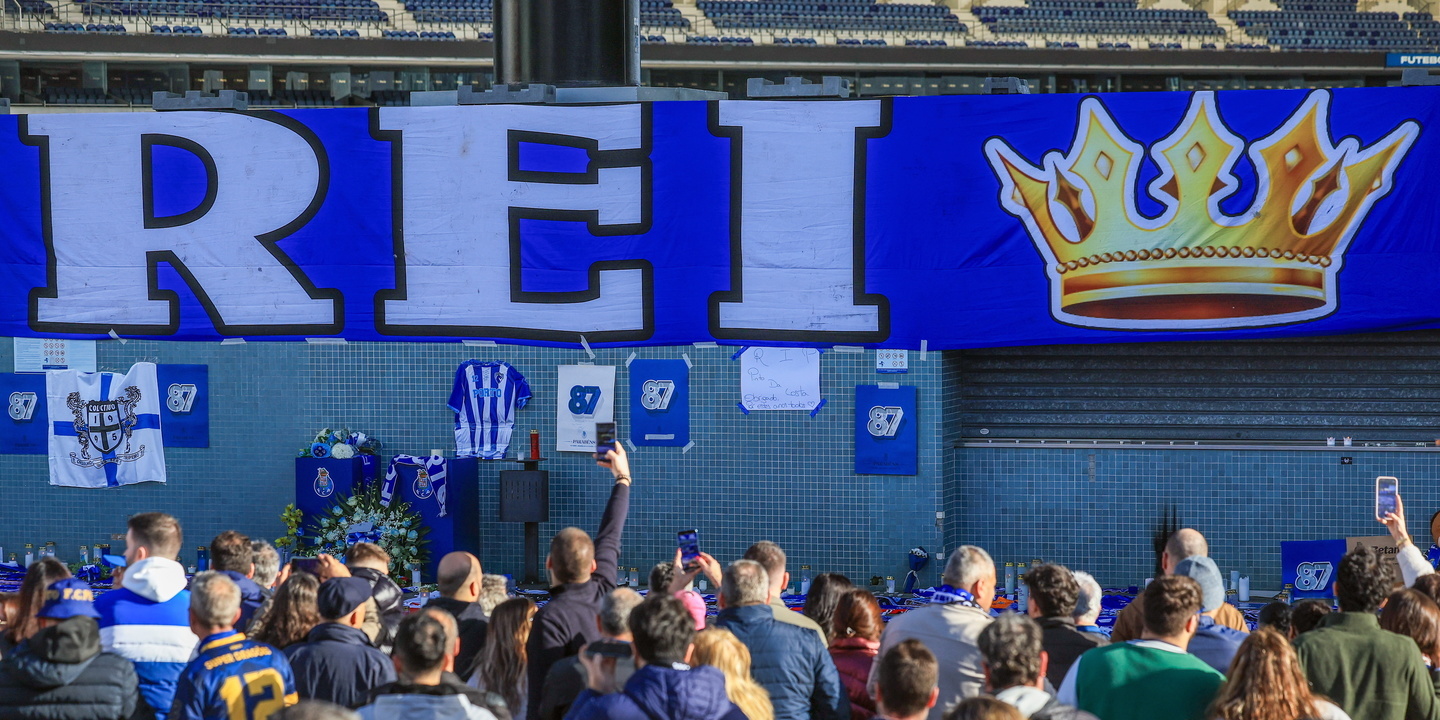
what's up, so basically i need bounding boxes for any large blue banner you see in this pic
[0,88,1434,349]
[855,384,918,475]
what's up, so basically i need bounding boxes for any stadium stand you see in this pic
[369,89,410,105]
[4,0,54,14]
[687,34,756,42]
[309,26,359,35]
[974,0,1222,40]
[78,0,386,23]
[698,0,963,33]
[151,23,202,32]
[381,27,455,37]
[1231,0,1432,51]
[248,88,335,106]
[773,35,819,43]
[42,86,118,103]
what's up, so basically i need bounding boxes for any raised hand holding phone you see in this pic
[1377,476,1400,522]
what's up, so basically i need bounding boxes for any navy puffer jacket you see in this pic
[0,616,140,720]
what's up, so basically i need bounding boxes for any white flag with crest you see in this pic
[46,362,166,488]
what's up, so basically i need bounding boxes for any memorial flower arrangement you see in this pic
[279,485,428,582]
[298,427,382,460]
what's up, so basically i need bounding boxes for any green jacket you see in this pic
[1294,612,1440,720]
[1073,642,1224,720]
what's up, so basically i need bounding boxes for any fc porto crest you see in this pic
[314,467,334,498]
[413,468,434,499]
[66,386,145,468]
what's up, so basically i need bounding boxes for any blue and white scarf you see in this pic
[929,584,984,609]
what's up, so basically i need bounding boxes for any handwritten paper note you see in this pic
[740,347,821,411]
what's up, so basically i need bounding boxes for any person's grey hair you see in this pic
[479,574,509,616]
[722,560,770,607]
[1165,528,1208,563]
[942,546,995,588]
[251,541,280,589]
[1072,571,1103,625]
[976,614,1044,689]
[279,701,360,720]
[600,588,644,636]
[191,571,242,628]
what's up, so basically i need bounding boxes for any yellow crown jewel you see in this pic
[984,91,1419,330]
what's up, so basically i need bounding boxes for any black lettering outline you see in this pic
[706,98,892,344]
[22,110,342,337]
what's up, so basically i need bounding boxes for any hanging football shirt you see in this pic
[45,361,166,488]
[448,361,530,459]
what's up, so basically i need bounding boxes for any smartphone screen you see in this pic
[586,640,633,659]
[290,558,322,577]
[595,422,617,455]
[1377,476,1400,520]
[677,529,700,570]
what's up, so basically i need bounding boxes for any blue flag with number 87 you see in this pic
[630,359,689,447]
[855,385,917,475]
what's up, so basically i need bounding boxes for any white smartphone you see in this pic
[1376,476,1399,521]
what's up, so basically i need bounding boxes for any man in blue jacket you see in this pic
[209,531,267,632]
[714,559,847,720]
[285,577,395,708]
[94,512,200,720]
[566,595,746,720]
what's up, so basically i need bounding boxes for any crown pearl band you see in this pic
[1055,248,1331,274]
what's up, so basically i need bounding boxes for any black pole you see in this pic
[495,0,640,87]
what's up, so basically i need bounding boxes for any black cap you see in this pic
[317,577,372,620]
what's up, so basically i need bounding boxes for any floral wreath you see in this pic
[299,482,429,581]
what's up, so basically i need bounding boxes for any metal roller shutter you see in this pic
[953,331,1440,442]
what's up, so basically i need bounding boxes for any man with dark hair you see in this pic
[567,595,746,720]
[344,544,404,656]
[286,577,396,708]
[743,541,826,643]
[1256,601,1292,636]
[171,572,299,720]
[1110,529,1247,642]
[211,530,267,632]
[539,588,642,720]
[525,446,633,720]
[1295,545,1440,720]
[93,511,198,720]
[426,551,489,681]
[715,560,846,720]
[977,614,1096,720]
[1057,575,1223,720]
[1022,564,1105,687]
[1289,598,1332,637]
[874,640,938,720]
[0,578,141,720]
[357,609,503,720]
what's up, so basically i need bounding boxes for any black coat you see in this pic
[1035,616,1108,689]
[350,567,406,652]
[424,597,489,682]
[284,622,396,709]
[0,616,140,720]
[525,482,629,720]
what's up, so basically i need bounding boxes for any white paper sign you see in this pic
[740,347,821,411]
[14,338,96,374]
[556,364,616,452]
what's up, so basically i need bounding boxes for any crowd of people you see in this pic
[3,446,1440,720]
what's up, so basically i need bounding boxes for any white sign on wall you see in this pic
[740,347,822,411]
[556,364,616,452]
[14,338,96,374]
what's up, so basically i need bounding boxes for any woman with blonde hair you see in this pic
[691,627,774,720]
[1209,626,1350,720]
[470,597,537,718]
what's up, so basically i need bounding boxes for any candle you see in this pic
[530,430,540,460]
[1238,576,1251,601]
[411,567,422,588]
[1229,570,1239,590]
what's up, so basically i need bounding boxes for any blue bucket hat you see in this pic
[37,578,101,620]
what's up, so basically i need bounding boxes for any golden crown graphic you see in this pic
[984,91,1419,330]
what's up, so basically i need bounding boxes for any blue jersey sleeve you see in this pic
[512,365,532,410]
[447,362,469,414]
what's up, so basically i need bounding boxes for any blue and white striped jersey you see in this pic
[448,361,530,459]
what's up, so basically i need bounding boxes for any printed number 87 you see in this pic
[569,385,602,415]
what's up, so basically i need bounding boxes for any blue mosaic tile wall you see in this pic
[0,340,945,585]
[956,445,1440,591]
